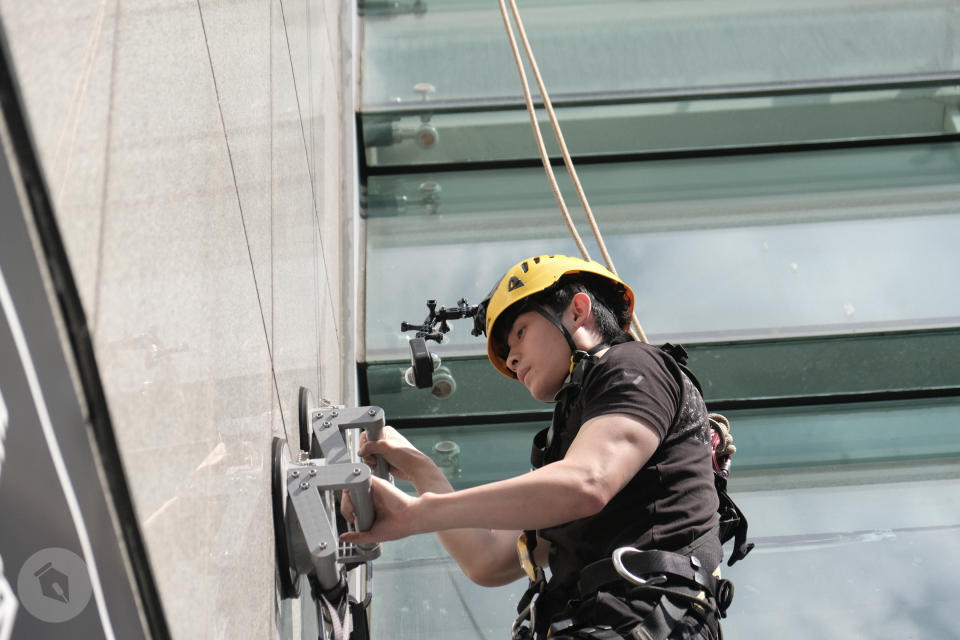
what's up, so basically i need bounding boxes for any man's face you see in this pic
[504,309,571,402]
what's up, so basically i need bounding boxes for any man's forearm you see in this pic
[412,461,601,533]
[404,457,523,585]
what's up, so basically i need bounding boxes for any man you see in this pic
[342,254,730,639]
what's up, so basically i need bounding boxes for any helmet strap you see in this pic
[532,306,578,354]
[530,306,614,375]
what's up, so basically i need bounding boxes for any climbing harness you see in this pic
[510,340,752,640]
[398,258,753,639]
[660,344,755,567]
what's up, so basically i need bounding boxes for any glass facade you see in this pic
[365,142,960,360]
[372,402,960,639]
[360,0,960,108]
[358,0,960,637]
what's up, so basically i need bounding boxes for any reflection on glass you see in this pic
[371,401,960,639]
[363,84,960,167]
[365,143,960,358]
[361,0,960,109]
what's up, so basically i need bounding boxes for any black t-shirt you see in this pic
[538,341,721,598]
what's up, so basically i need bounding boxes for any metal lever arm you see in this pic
[274,437,382,595]
[303,394,390,482]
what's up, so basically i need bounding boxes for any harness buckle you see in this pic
[517,532,540,582]
[513,532,546,640]
[611,547,668,587]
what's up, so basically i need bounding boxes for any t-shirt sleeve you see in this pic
[577,345,681,439]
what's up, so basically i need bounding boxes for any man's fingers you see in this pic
[357,438,387,458]
[340,489,355,523]
[340,530,374,545]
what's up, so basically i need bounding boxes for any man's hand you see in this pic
[357,425,445,489]
[340,476,419,544]
[340,425,454,538]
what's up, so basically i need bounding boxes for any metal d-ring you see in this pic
[612,547,667,587]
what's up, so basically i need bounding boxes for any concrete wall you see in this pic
[0,0,357,637]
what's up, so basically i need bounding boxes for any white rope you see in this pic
[320,591,352,640]
[496,0,590,261]
[497,0,648,343]
[0,563,16,640]
[0,392,15,640]
[0,388,7,476]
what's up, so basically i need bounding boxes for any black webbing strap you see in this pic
[533,307,579,354]
[578,550,720,600]
[531,337,628,470]
[626,595,688,640]
[715,475,754,566]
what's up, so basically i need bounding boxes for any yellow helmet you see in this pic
[475,254,635,378]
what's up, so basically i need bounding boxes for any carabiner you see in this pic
[511,599,536,640]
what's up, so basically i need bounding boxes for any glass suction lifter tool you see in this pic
[400,298,480,389]
[272,387,393,602]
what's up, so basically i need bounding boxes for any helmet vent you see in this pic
[521,261,529,273]
[507,276,525,291]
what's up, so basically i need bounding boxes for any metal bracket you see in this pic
[273,387,393,598]
[358,0,427,18]
[301,387,390,481]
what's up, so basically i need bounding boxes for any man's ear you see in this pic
[569,292,593,327]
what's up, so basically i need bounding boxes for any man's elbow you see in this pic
[466,569,513,588]
[461,559,521,588]
[574,472,615,518]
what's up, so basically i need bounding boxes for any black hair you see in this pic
[491,272,632,358]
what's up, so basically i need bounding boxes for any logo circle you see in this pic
[16,547,93,623]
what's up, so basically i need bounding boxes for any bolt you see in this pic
[414,82,435,100]
[319,542,327,550]
[331,410,339,418]
[291,470,300,478]
[309,469,317,477]
[300,482,309,490]
[368,408,377,416]
[322,421,331,428]
[353,468,362,475]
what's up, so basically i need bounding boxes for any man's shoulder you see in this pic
[571,340,684,435]
[583,341,682,392]
[598,340,669,370]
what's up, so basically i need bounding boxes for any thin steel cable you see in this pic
[499,0,648,343]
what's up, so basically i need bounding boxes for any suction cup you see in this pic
[271,436,298,599]
[298,386,313,453]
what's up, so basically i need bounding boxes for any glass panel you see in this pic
[365,330,960,422]
[363,83,960,168]
[370,398,960,639]
[364,142,960,360]
[360,0,960,109]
